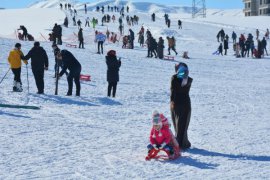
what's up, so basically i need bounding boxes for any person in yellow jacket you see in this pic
[8,43,28,92]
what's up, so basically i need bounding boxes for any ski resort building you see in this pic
[243,0,270,16]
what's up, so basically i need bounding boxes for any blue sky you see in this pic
[0,0,243,9]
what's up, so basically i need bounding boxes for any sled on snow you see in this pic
[145,148,180,161]
[80,74,91,81]
[0,103,40,110]
[66,44,77,48]
[163,55,175,61]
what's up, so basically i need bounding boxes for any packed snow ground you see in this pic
[1,1,270,179]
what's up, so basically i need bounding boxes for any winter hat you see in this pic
[175,62,188,72]
[152,110,163,138]
[152,110,162,126]
[107,50,116,57]
[15,43,21,48]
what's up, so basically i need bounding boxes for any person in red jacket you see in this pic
[147,111,174,155]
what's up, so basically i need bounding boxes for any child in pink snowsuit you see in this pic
[147,111,174,154]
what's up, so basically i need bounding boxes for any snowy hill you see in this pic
[1,2,270,179]
[29,0,193,14]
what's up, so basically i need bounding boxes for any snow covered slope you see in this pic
[0,8,65,39]
[29,0,193,14]
[0,2,270,180]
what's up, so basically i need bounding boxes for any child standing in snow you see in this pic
[218,43,223,55]
[147,111,179,156]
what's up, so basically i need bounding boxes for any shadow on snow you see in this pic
[189,147,270,162]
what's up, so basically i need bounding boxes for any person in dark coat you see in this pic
[18,25,28,41]
[167,19,171,28]
[57,50,82,96]
[157,37,165,59]
[170,62,193,149]
[78,28,84,49]
[22,42,49,94]
[129,29,135,49]
[178,20,182,29]
[232,31,237,44]
[151,13,155,22]
[218,43,223,55]
[261,37,268,56]
[224,39,229,55]
[106,50,121,97]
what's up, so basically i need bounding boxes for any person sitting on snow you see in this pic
[147,111,174,155]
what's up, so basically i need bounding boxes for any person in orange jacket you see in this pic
[8,43,28,92]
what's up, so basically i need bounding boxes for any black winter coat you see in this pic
[23,46,48,71]
[106,56,121,82]
[170,75,192,105]
[59,50,81,76]
[78,30,83,41]
[224,39,229,49]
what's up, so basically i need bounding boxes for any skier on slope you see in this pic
[146,111,180,160]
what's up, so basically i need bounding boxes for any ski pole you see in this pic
[0,68,10,85]
[26,64,29,94]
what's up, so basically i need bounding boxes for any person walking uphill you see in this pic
[170,62,193,150]
[57,50,81,96]
[106,50,121,97]
[22,42,48,94]
[167,36,178,56]
[78,28,84,49]
[95,32,106,54]
[8,43,28,92]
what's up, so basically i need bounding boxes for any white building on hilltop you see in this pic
[243,0,270,16]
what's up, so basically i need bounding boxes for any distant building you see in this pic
[243,0,270,16]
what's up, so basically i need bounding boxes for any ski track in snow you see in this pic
[1,2,270,179]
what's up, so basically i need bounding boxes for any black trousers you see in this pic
[171,103,191,149]
[108,82,117,97]
[11,68,21,83]
[79,40,84,48]
[67,66,81,95]
[168,46,177,55]
[98,41,104,54]
[32,69,44,93]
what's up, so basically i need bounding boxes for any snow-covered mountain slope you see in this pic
[0,8,65,39]
[0,3,270,180]
[29,0,193,14]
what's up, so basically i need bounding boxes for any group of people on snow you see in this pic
[215,28,268,58]
[4,2,197,161]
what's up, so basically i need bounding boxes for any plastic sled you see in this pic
[163,55,175,61]
[145,148,180,161]
[66,44,77,48]
[80,74,91,81]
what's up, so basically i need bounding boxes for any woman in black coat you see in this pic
[106,50,121,97]
[157,37,164,59]
[170,62,192,150]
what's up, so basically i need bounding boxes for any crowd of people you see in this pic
[5,2,270,159]
[215,28,268,58]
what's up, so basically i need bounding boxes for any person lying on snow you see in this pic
[147,111,180,158]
